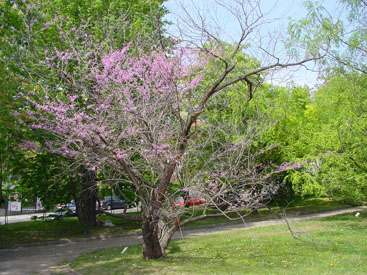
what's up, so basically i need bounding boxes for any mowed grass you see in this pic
[178,197,349,227]
[0,214,141,248]
[66,210,367,275]
[0,198,351,248]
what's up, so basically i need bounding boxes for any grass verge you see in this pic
[0,214,141,248]
[181,197,350,227]
[0,198,351,248]
[65,210,367,275]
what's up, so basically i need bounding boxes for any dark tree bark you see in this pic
[71,168,98,234]
[0,154,3,209]
[141,186,180,259]
[142,214,164,259]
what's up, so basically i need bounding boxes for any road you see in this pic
[0,206,365,275]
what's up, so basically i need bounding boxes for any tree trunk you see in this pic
[141,214,180,259]
[0,154,3,209]
[142,215,164,259]
[158,219,179,256]
[80,169,98,233]
[71,168,98,234]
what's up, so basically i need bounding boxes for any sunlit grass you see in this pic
[185,197,349,227]
[67,210,367,275]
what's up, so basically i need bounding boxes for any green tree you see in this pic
[307,74,367,203]
[262,75,367,204]
[288,0,366,75]
[0,0,167,232]
[246,84,317,201]
[0,1,28,208]
[285,0,367,203]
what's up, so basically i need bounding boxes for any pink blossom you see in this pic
[30,124,42,129]
[116,152,127,160]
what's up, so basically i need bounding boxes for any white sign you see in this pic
[36,198,44,210]
[9,202,21,211]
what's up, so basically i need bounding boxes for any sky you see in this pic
[163,0,340,88]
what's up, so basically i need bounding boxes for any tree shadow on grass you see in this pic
[166,243,183,254]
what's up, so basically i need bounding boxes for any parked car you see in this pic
[65,200,76,211]
[186,198,206,206]
[55,203,65,210]
[55,200,76,212]
[173,196,185,207]
[173,196,205,207]
[52,200,77,219]
[101,196,126,210]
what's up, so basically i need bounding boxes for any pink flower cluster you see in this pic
[24,44,208,168]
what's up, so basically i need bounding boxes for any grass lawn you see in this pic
[65,210,367,275]
[177,197,349,227]
[0,214,141,248]
[0,198,351,248]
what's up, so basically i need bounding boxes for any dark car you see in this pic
[101,196,126,210]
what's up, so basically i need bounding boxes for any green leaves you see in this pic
[289,74,367,203]
[0,0,168,207]
[288,0,367,74]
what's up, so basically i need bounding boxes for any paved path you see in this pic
[0,212,52,225]
[0,208,139,224]
[0,206,365,275]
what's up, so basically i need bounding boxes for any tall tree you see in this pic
[291,74,367,204]
[285,0,367,203]
[1,0,168,232]
[0,1,27,208]
[244,85,315,200]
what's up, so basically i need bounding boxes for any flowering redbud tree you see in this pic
[24,43,310,258]
[15,0,326,259]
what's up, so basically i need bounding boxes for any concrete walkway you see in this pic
[0,212,51,225]
[0,208,139,224]
[0,206,365,275]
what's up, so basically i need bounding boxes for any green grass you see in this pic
[184,197,349,227]
[65,210,367,275]
[0,214,141,248]
[0,198,351,248]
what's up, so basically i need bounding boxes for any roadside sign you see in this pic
[36,198,44,210]
[9,202,21,212]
